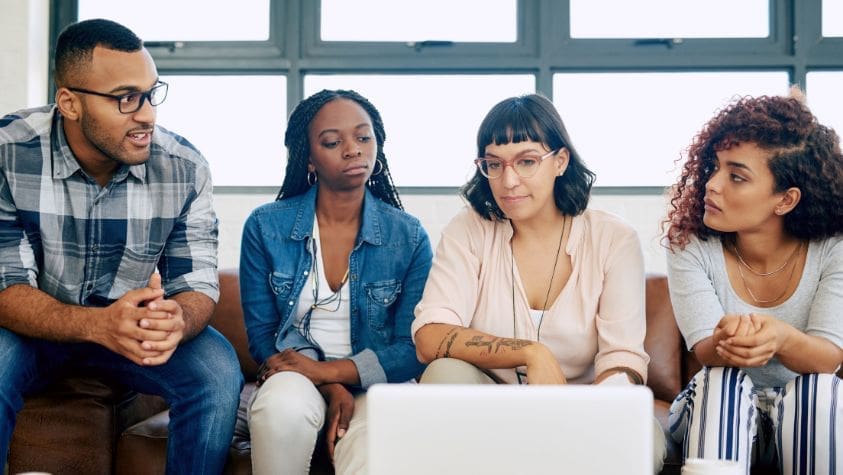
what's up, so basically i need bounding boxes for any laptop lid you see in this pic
[367,384,653,475]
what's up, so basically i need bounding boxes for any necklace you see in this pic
[733,241,802,277]
[295,234,350,341]
[734,242,802,305]
[510,214,568,343]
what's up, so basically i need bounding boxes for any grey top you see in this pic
[666,235,843,388]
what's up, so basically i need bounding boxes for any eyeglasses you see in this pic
[474,149,558,179]
[67,81,169,114]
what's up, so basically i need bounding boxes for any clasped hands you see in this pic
[100,273,185,366]
[713,313,786,367]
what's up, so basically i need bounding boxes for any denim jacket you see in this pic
[239,186,432,388]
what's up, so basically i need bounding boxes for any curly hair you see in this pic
[664,93,843,249]
[461,94,595,220]
[276,89,402,209]
[55,19,143,87]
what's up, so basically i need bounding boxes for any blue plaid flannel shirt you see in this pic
[0,105,219,306]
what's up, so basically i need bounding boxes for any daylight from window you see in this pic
[320,0,517,42]
[78,0,270,41]
[570,0,768,38]
[156,75,286,187]
[554,72,789,186]
[306,74,535,187]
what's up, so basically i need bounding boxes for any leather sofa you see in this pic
[8,271,698,475]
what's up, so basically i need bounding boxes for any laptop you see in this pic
[367,384,653,475]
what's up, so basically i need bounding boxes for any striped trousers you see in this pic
[669,367,842,474]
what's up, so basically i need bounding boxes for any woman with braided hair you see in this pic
[664,91,843,474]
[240,89,432,474]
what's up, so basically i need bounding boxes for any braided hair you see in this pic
[276,89,403,209]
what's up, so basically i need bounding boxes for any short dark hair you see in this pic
[664,93,843,249]
[276,89,403,209]
[54,19,143,86]
[461,93,595,220]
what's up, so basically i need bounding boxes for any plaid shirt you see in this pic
[0,105,219,306]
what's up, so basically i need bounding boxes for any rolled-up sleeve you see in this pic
[594,225,650,382]
[159,162,219,302]
[0,172,37,291]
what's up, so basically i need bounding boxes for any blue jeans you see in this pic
[0,326,243,475]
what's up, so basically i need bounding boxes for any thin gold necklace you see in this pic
[733,241,802,277]
[735,243,801,304]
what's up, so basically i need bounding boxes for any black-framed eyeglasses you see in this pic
[67,81,169,114]
[474,149,558,179]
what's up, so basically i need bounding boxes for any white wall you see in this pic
[214,192,670,274]
[0,0,49,113]
[1,9,670,275]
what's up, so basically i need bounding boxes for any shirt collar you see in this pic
[290,185,384,246]
[50,109,147,184]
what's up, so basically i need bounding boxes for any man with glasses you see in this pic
[0,19,242,474]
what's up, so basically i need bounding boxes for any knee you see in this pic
[185,334,243,408]
[249,374,324,434]
[419,358,486,384]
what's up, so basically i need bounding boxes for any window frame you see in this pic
[49,0,843,190]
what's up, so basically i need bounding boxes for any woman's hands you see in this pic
[318,383,355,461]
[257,349,333,386]
[714,313,787,367]
[523,344,567,385]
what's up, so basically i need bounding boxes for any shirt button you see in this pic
[303,270,309,276]
[383,298,388,303]
[86,284,93,291]
[91,245,99,253]
[288,301,294,306]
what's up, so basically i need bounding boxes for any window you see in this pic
[823,0,843,37]
[52,0,843,189]
[806,71,843,135]
[553,72,789,186]
[156,75,286,187]
[77,0,271,41]
[305,74,534,186]
[320,0,517,42]
[569,0,768,39]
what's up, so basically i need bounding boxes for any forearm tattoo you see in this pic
[435,328,460,359]
[465,336,533,356]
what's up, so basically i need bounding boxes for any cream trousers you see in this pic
[248,371,368,475]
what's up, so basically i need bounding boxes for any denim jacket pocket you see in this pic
[269,271,296,315]
[364,280,402,336]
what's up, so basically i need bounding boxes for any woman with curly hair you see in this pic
[664,92,843,474]
[240,89,432,474]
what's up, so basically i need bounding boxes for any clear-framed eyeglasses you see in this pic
[67,81,169,114]
[474,149,558,179]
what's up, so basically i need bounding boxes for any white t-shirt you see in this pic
[293,219,352,360]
